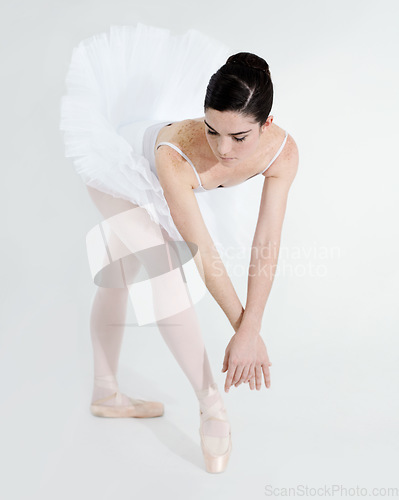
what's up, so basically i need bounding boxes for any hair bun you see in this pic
[226,52,270,77]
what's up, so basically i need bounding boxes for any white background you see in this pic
[1,0,398,499]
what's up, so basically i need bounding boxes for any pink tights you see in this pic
[86,186,222,419]
[89,283,216,404]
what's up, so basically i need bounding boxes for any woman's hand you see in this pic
[221,332,272,392]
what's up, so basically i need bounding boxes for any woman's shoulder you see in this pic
[262,122,299,179]
[154,118,206,190]
[155,117,211,167]
[155,118,203,146]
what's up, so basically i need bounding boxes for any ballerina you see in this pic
[60,24,298,474]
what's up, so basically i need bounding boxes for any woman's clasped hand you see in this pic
[221,330,272,392]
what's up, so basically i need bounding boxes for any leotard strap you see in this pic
[260,130,289,174]
[156,142,203,188]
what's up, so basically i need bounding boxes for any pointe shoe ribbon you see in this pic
[90,390,164,418]
[197,389,232,473]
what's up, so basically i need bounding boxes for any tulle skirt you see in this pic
[59,23,264,262]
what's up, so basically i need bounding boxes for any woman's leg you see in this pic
[86,185,218,394]
[150,233,230,445]
[86,186,142,405]
[89,287,134,405]
[86,185,229,439]
[149,235,216,393]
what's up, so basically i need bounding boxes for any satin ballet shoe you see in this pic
[90,390,164,418]
[196,384,232,473]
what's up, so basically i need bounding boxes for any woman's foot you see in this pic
[90,375,164,418]
[195,382,232,473]
[91,375,132,406]
[91,374,130,405]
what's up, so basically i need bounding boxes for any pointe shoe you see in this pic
[90,390,164,418]
[197,385,232,473]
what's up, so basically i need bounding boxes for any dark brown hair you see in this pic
[204,52,273,126]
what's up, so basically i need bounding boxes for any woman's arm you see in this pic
[239,137,299,337]
[156,147,244,332]
[222,138,299,392]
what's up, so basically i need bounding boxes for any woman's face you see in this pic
[204,109,271,166]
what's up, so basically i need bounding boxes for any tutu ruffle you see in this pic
[60,23,265,259]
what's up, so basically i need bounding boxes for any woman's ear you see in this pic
[261,115,273,132]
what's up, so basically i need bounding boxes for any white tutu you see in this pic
[59,23,265,261]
